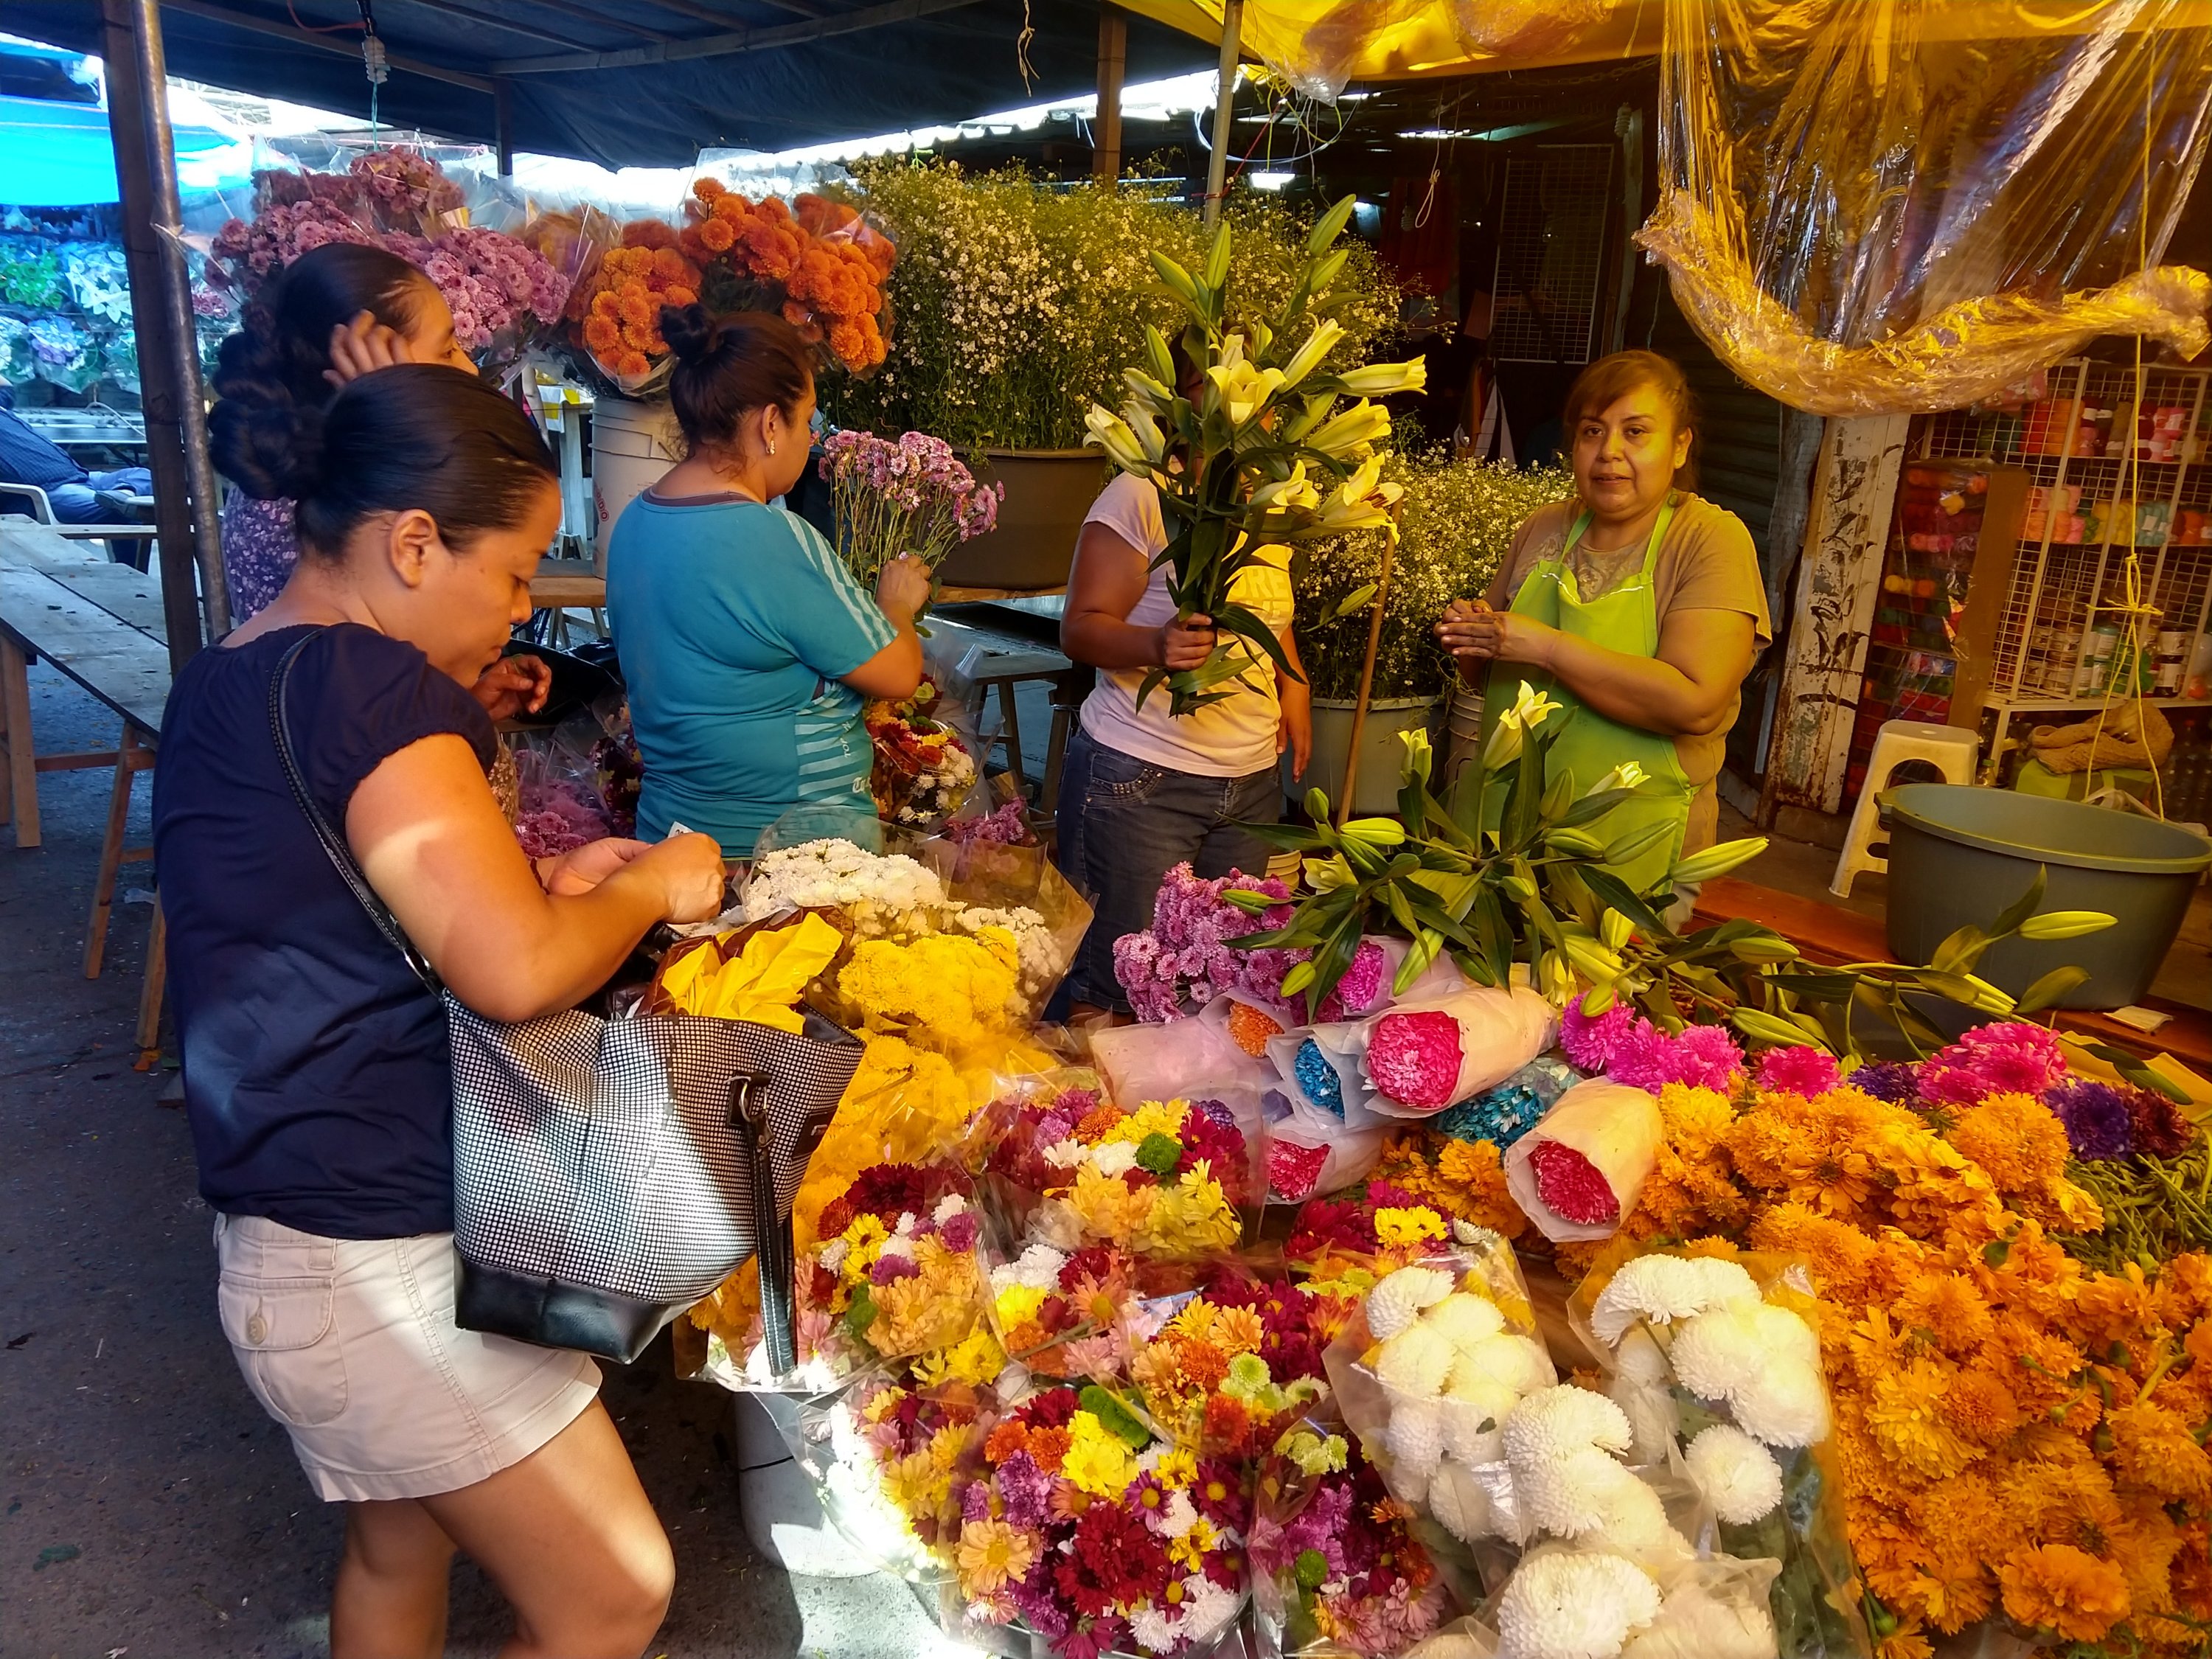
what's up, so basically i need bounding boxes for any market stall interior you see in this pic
[6,1,2212,1657]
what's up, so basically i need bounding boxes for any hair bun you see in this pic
[659,302,720,366]
[209,394,325,502]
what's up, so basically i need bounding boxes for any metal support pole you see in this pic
[1336,524,1395,825]
[1093,6,1125,184]
[132,0,229,640]
[494,77,515,178]
[1203,0,1242,226]
[100,0,212,667]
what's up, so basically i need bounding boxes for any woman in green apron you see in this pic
[1436,350,1770,905]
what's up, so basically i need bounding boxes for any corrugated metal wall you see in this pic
[1645,288,1786,575]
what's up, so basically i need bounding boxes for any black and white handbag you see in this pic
[270,630,860,1365]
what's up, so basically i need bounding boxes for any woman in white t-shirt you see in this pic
[1055,470,1310,1020]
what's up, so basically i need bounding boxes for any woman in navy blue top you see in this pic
[155,364,725,1658]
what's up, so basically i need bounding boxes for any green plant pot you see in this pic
[1879,783,2212,1009]
[1293,696,1438,818]
[933,449,1109,594]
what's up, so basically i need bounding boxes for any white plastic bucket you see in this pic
[731,1394,874,1578]
[591,397,684,568]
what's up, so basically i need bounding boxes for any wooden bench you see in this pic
[0,523,172,1063]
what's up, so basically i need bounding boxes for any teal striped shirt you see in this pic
[608,495,895,856]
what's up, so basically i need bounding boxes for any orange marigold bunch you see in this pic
[678,178,894,372]
[1582,1076,2212,1655]
[574,225,701,378]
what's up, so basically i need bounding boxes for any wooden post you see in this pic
[100,0,213,667]
[494,77,515,178]
[1203,0,1243,227]
[1762,414,1911,816]
[1093,6,1126,184]
[1336,527,1397,824]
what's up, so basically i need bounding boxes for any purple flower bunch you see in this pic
[394,226,570,355]
[2043,1078,2194,1163]
[1111,862,1298,1022]
[821,428,1003,585]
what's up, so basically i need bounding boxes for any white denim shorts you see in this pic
[214,1212,601,1503]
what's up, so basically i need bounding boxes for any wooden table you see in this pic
[0,523,172,1057]
[922,616,1083,811]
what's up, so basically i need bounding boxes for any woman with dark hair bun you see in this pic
[157,364,726,1657]
[606,304,930,855]
[212,243,466,616]
[1435,349,1770,907]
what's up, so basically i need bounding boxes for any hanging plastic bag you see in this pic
[1643,0,2212,415]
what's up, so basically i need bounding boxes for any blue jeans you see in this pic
[48,467,153,524]
[1054,724,1282,1012]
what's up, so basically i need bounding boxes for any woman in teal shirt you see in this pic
[608,306,929,855]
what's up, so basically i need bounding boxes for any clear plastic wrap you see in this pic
[1318,1242,1552,1555]
[1568,1248,1871,1659]
[971,1071,1268,1263]
[1248,1402,1472,1657]
[1644,0,2212,415]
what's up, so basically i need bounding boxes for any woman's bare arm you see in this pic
[347,734,726,1021]
[1061,521,1214,671]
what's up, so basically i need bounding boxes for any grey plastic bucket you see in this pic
[1879,783,2211,1009]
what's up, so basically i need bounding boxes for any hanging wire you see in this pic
[355,0,387,136]
[2080,29,2167,821]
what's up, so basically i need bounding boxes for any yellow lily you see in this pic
[1481,681,1562,768]
[1335,358,1429,397]
[1279,317,1346,389]
[1307,398,1391,460]
[1251,460,1322,513]
[1208,352,1287,426]
[1584,759,1649,796]
[1083,403,1151,473]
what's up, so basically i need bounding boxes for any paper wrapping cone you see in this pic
[1359,984,1559,1115]
[1503,1079,1663,1242]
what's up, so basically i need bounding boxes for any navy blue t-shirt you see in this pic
[152,624,495,1239]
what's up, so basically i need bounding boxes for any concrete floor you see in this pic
[0,660,947,1659]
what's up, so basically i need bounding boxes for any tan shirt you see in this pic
[1485,493,1771,852]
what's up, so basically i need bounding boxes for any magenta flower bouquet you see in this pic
[820,428,1003,591]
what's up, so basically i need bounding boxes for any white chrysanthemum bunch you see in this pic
[1590,1252,1828,1457]
[1358,1261,1555,1545]
[1495,1544,1663,1659]
[1498,1386,1694,1581]
[740,838,948,922]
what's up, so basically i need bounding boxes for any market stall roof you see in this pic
[0,91,248,204]
[4,1,1220,170]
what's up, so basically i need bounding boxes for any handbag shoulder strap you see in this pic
[268,627,444,994]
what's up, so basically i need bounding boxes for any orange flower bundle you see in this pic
[573,222,701,380]
[681,178,894,372]
[1557,1077,2212,1658]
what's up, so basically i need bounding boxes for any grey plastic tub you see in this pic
[1879,783,2212,1009]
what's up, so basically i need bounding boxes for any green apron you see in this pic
[1478,496,1697,896]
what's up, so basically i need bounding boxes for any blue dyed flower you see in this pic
[1293,1039,1343,1119]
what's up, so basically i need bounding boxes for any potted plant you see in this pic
[1293,453,1577,810]
[821,162,1402,592]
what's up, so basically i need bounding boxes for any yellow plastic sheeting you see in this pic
[1122,0,2209,94]
[1120,0,1656,93]
[1643,0,2212,416]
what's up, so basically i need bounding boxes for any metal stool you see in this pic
[1829,720,1979,897]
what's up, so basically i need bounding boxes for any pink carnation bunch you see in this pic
[1918,1020,2069,1105]
[1755,1045,1843,1098]
[1562,1004,1746,1095]
[821,428,1003,580]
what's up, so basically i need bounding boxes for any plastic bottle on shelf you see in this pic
[2186,632,2212,700]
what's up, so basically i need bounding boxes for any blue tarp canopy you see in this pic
[2,1,1217,170]
[0,91,248,205]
